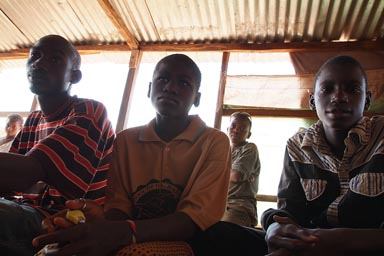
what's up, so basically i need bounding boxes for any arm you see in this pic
[0,152,44,192]
[262,148,317,253]
[105,208,198,242]
[302,228,384,255]
[135,212,198,242]
[34,128,231,255]
[265,215,318,254]
[262,148,310,230]
[230,143,260,183]
[23,102,113,200]
[34,201,198,256]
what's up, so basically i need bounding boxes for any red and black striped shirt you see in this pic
[10,96,115,213]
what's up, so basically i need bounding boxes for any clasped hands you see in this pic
[33,199,132,256]
[265,215,319,256]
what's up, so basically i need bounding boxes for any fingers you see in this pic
[272,216,318,243]
[273,215,297,225]
[33,223,85,249]
[269,233,316,251]
[42,199,103,235]
[49,239,90,256]
[265,248,293,256]
[41,209,72,233]
[66,199,104,220]
[53,215,75,228]
[41,217,57,233]
[66,198,87,210]
[266,221,318,254]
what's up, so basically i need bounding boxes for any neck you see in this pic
[5,134,15,140]
[323,128,348,160]
[155,114,190,142]
[37,93,71,116]
[231,141,247,150]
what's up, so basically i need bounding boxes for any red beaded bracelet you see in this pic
[126,219,137,244]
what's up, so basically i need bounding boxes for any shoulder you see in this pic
[23,110,43,126]
[244,142,258,150]
[202,126,229,144]
[285,124,319,162]
[71,97,108,115]
[370,115,384,129]
[366,116,384,143]
[287,129,307,148]
[70,98,112,125]
[115,125,144,142]
[189,115,229,143]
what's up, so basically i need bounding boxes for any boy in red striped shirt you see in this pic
[0,34,114,255]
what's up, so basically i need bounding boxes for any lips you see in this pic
[157,95,178,104]
[28,70,47,82]
[326,108,351,114]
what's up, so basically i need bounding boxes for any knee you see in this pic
[0,199,25,227]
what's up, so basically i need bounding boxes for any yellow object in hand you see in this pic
[66,209,86,224]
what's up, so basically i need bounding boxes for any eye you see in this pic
[179,80,193,89]
[318,81,333,94]
[28,51,40,62]
[347,83,363,93]
[51,55,63,64]
[157,77,169,83]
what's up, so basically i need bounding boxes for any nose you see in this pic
[232,127,242,133]
[331,85,348,103]
[30,54,44,69]
[163,80,178,94]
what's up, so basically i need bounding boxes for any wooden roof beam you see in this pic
[1,40,383,61]
[98,0,139,50]
[221,108,381,119]
[139,39,384,52]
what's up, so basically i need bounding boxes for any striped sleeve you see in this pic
[27,100,114,202]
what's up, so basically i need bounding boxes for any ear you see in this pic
[70,70,82,84]
[309,93,316,110]
[247,131,252,139]
[147,82,152,98]
[365,91,372,111]
[193,92,201,107]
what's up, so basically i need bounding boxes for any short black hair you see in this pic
[39,35,81,71]
[154,54,202,89]
[7,114,23,125]
[314,55,367,89]
[230,112,252,129]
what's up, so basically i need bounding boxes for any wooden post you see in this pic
[115,50,143,132]
[214,52,230,129]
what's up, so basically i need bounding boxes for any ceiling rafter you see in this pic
[97,0,139,50]
[1,39,383,61]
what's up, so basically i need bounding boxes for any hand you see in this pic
[266,215,318,254]
[265,248,294,256]
[33,218,132,256]
[42,199,104,233]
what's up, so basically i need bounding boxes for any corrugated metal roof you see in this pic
[0,0,125,52]
[108,0,384,44]
[0,0,383,68]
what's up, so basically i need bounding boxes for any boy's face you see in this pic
[310,63,371,131]
[6,120,22,137]
[26,36,75,96]
[149,58,200,118]
[228,116,251,146]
